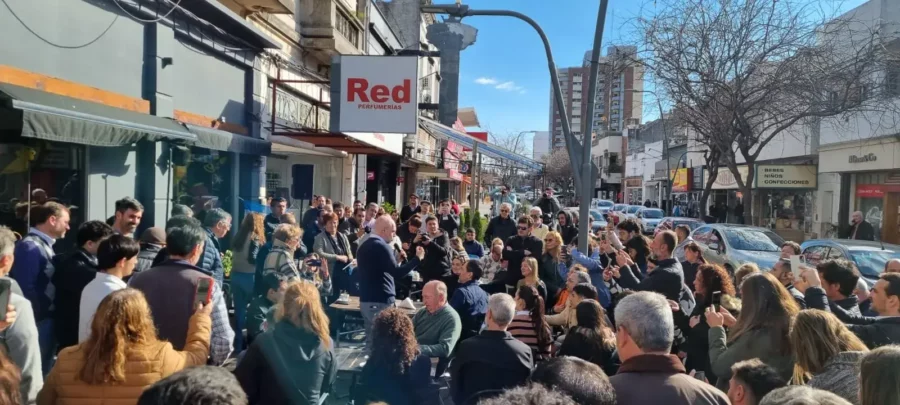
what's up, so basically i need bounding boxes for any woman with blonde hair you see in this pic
[38,289,211,404]
[859,345,900,405]
[734,263,761,296]
[790,309,868,404]
[539,231,565,304]
[236,280,337,405]
[706,272,799,391]
[517,257,547,302]
[232,212,267,351]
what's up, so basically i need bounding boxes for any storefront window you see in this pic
[173,147,233,216]
[415,177,439,203]
[858,196,883,241]
[762,190,815,234]
[0,142,84,250]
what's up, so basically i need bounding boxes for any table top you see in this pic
[330,295,422,315]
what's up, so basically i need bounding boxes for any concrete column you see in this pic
[426,21,477,127]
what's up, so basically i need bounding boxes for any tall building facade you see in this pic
[532,131,550,161]
[548,46,643,151]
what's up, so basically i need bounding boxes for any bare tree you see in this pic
[636,0,894,224]
[542,148,575,194]
[488,130,532,188]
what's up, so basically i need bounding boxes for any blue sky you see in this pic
[455,0,869,142]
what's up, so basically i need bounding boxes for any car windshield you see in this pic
[597,200,614,207]
[723,228,783,252]
[674,220,700,230]
[850,249,900,278]
[590,211,604,221]
[613,204,626,211]
[642,209,663,219]
[627,206,642,214]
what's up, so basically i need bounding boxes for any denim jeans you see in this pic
[37,318,56,376]
[231,272,255,352]
[360,301,393,350]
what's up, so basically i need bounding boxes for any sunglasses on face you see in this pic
[543,238,554,242]
[518,226,529,231]
[501,210,510,213]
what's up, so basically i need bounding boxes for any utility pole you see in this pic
[420,3,598,193]
[578,0,611,253]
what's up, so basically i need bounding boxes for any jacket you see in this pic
[610,354,729,405]
[2,284,42,404]
[449,330,533,405]
[502,234,544,286]
[546,299,578,330]
[313,231,353,278]
[438,214,460,238]
[463,240,484,258]
[50,249,98,352]
[134,243,162,275]
[10,229,56,321]
[556,211,578,245]
[259,240,301,293]
[534,196,561,220]
[681,261,700,292]
[805,286,900,348]
[199,228,225,285]
[36,311,211,405]
[483,216,516,246]
[399,204,421,223]
[339,218,363,256]
[678,295,740,386]
[235,320,337,405]
[616,258,686,303]
[708,326,794,391]
[844,220,875,241]
[253,241,305,298]
[231,237,262,274]
[808,351,865,405]
[355,354,438,405]
[245,295,275,345]
[568,249,613,309]
[449,281,488,341]
[302,208,322,251]
[412,232,452,283]
[558,327,619,376]
[264,213,281,243]
[539,252,565,303]
[357,235,421,304]
[787,283,808,309]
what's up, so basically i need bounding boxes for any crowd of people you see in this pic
[0,187,898,405]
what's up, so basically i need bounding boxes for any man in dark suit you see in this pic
[450,293,533,405]
[502,216,544,288]
[846,211,876,241]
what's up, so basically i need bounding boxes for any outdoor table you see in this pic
[329,295,423,347]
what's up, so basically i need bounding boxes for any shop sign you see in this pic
[624,178,642,188]
[670,168,692,192]
[818,140,900,173]
[691,167,704,190]
[857,185,885,198]
[755,165,817,189]
[849,153,877,164]
[704,165,750,190]
[366,171,375,181]
[443,141,464,181]
[334,55,418,134]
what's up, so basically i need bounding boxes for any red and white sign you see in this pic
[366,171,375,181]
[337,56,419,134]
[857,185,885,198]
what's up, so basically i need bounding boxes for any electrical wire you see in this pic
[112,0,182,23]
[2,0,119,49]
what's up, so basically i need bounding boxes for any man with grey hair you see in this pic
[610,291,728,405]
[0,226,42,403]
[484,202,517,245]
[759,386,852,405]
[412,280,461,359]
[200,208,232,285]
[451,293,533,405]
[845,210,875,241]
[529,206,550,241]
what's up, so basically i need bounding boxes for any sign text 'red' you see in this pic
[347,78,412,109]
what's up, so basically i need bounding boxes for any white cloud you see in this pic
[495,81,524,92]
[475,77,526,93]
[475,77,498,85]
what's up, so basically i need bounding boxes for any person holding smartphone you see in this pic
[413,216,452,284]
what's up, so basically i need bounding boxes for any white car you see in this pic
[592,199,615,215]
[636,208,665,235]
[624,205,643,219]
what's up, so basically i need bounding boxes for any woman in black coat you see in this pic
[558,299,619,376]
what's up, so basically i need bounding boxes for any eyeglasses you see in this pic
[518,226,529,231]
[543,238,554,242]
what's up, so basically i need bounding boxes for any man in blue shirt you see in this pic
[357,216,424,349]
[450,260,489,341]
[10,202,70,375]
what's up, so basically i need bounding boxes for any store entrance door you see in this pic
[884,192,900,244]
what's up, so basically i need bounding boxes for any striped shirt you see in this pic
[508,311,552,361]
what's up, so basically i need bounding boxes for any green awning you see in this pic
[0,83,195,146]
[186,124,272,156]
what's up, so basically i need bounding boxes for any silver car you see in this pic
[689,224,785,275]
[636,208,665,235]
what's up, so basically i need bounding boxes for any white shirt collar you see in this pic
[95,272,127,288]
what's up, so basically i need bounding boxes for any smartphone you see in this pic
[307,259,323,267]
[711,291,722,312]
[694,371,706,381]
[0,279,10,322]
[194,277,214,307]
[790,255,803,279]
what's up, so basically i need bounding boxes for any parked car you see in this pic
[800,239,900,287]
[690,224,785,275]
[635,208,665,235]
[592,199,615,214]
[624,205,643,219]
[654,217,704,237]
[610,204,628,213]
[590,209,608,233]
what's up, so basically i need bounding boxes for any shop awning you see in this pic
[186,124,272,156]
[281,132,395,155]
[0,83,195,146]
[419,117,543,171]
